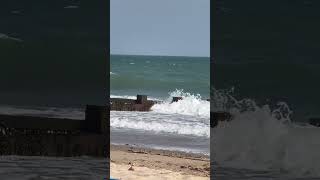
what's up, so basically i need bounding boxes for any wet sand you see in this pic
[110,144,210,179]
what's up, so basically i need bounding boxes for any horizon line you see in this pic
[110,53,210,58]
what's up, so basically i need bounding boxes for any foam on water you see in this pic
[110,95,136,99]
[151,89,210,118]
[64,5,79,9]
[111,111,209,137]
[110,94,161,101]
[0,33,22,42]
[212,88,320,177]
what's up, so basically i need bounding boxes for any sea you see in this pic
[110,54,210,155]
[212,0,320,179]
[0,0,108,179]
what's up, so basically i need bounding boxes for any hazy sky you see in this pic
[111,0,210,57]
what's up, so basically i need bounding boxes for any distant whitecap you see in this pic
[0,33,23,42]
[11,10,21,14]
[64,5,79,9]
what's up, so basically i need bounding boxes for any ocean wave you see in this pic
[11,10,21,14]
[212,88,320,177]
[64,5,79,9]
[151,89,210,118]
[0,33,22,42]
[111,111,209,137]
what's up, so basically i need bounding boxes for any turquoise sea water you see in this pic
[111,54,210,99]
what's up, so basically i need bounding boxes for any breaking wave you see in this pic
[0,33,22,42]
[111,111,209,137]
[151,89,210,118]
[110,90,210,137]
[212,88,320,177]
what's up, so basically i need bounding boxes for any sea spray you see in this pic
[212,88,320,177]
[151,89,210,118]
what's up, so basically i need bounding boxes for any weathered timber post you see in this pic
[211,111,233,128]
[85,105,108,133]
[309,118,320,127]
[172,97,183,102]
[136,95,148,104]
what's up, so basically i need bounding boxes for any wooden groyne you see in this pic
[0,105,108,157]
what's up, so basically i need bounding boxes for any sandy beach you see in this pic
[110,144,210,180]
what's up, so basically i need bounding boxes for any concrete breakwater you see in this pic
[0,105,108,157]
[110,94,210,111]
[110,95,160,111]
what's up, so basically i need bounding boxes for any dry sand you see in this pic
[110,144,210,180]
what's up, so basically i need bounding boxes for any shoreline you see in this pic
[0,155,108,179]
[110,144,210,179]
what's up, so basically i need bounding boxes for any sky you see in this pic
[111,0,210,57]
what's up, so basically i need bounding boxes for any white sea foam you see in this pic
[111,111,209,137]
[151,89,210,118]
[64,5,79,9]
[0,33,22,42]
[11,10,21,14]
[212,88,320,177]
[110,94,136,99]
[110,94,161,101]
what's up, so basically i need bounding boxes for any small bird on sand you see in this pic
[128,162,134,171]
